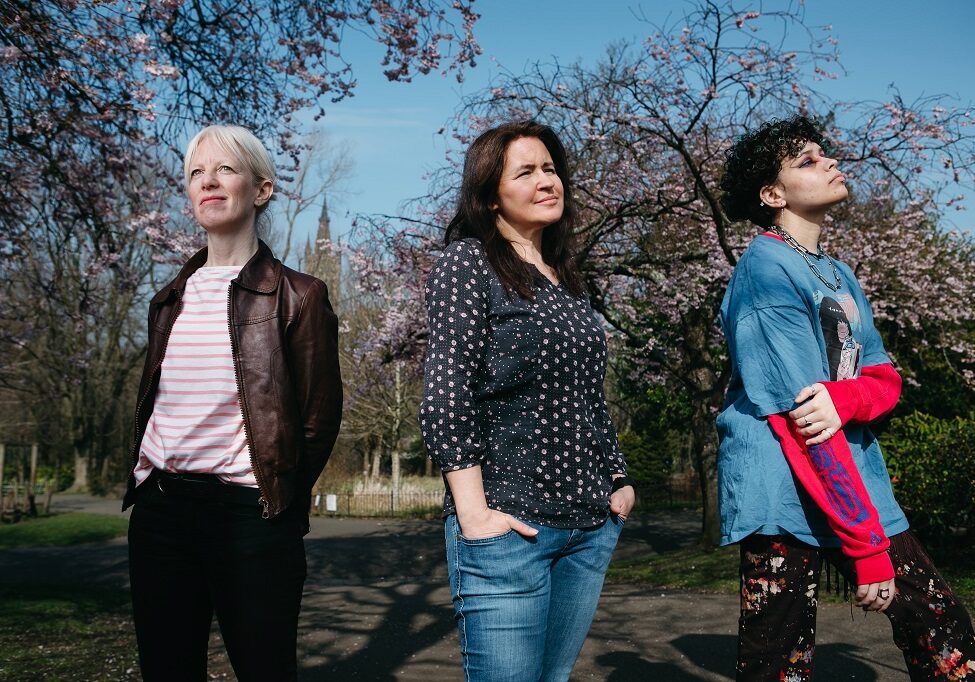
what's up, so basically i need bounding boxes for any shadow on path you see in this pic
[298,579,456,680]
[0,506,909,680]
[303,520,446,584]
[671,634,884,681]
[597,651,709,681]
[296,524,456,679]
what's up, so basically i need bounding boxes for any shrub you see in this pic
[881,412,975,544]
[618,430,671,487]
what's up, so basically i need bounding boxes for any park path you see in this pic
[1,495,910,680]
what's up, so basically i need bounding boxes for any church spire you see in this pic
[304,195,341,306]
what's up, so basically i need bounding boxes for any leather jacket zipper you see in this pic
[226,280,271,519]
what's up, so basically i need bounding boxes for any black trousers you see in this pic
[737,530,975,681]
[128,475,307,682]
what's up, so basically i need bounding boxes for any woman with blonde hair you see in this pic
[124,125,342,681]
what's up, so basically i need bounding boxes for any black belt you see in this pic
[150,469,262,508]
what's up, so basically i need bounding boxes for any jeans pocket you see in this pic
[459,528,516,545]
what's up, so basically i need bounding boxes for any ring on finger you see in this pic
[802,417,811,427]
[879,588,890,599]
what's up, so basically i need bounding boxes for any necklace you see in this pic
[770,225,842,292]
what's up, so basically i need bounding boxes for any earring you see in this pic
[759,201,766,207]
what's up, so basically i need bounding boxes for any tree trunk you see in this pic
[391,450,401,512]
[68,448,88,493]
[0,443,5,516]
[370,447,382,480]
[27,443,38,517]
[689,400,720,547]
[680,302,728,548]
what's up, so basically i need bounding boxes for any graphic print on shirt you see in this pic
[807,291,872,528]
[807,439,870,527]
[816,294,863,381]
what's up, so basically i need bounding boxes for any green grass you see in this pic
[608,544,741,593]
[0,513,129,549]
[0,584,139,681]
[931,545,975,610]
[385,505,444,520]
[608,541,975,611]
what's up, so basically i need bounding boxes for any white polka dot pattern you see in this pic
[420,238,627,529]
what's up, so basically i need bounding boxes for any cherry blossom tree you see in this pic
[336,219,439,481]
[2,0,479,259]
[456,2,975,544]
[0,0,480,489]
[370,0,975,544]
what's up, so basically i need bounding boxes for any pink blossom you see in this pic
[1,45,23,64]
[144,61,180,80]
[130,33,152,54]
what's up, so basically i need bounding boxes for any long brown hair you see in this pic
[445,120,584,299]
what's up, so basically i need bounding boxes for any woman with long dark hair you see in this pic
[718,115,975,680]
[419,120,635,681]
[124,125,342,681]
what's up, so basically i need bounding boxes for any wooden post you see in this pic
[0,443,5,516]
[391,450,401,513]
[44,478,54,515]
[44,461,58,514]
[27,443,38,517]
[12,449,21,514]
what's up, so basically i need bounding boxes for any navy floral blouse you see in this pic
[419,238,627,529]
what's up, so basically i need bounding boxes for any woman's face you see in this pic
[766,141,848,216]
[187,137,271,235]
[492,136,564,235]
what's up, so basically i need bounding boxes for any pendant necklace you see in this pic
[770,225,842,292]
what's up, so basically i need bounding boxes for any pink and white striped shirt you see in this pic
[134,266,258,487]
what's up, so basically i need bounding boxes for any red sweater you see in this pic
[767,363,902,584]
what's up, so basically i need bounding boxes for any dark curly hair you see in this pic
[719,115,830,228]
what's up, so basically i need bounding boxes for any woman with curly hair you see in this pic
[717,115,975,680]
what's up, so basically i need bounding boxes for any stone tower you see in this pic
[303,196,342,307]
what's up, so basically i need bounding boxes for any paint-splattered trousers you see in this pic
[737,530,975,681]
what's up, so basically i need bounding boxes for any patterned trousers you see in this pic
[737,530,975,681]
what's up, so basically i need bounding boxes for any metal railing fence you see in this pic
[311,490,443,517]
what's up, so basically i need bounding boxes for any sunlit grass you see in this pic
[608,541,975,612]
[0,513,128,549]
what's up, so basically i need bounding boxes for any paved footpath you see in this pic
[2,495,910,680]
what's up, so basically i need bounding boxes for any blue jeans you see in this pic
[444,513,624,682]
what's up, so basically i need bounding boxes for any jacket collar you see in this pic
[151,239,281,303]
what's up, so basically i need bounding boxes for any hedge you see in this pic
[881,411,975,544]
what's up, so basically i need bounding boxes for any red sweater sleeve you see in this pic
[767,413,894,584]
[822,363,902,426]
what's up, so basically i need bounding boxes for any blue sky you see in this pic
[284,0,975,256]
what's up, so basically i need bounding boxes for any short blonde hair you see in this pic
[183,125,276,193]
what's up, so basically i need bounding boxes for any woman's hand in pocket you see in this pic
[457,507,538,540]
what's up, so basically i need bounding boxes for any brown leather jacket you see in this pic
[123,241,343,525]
